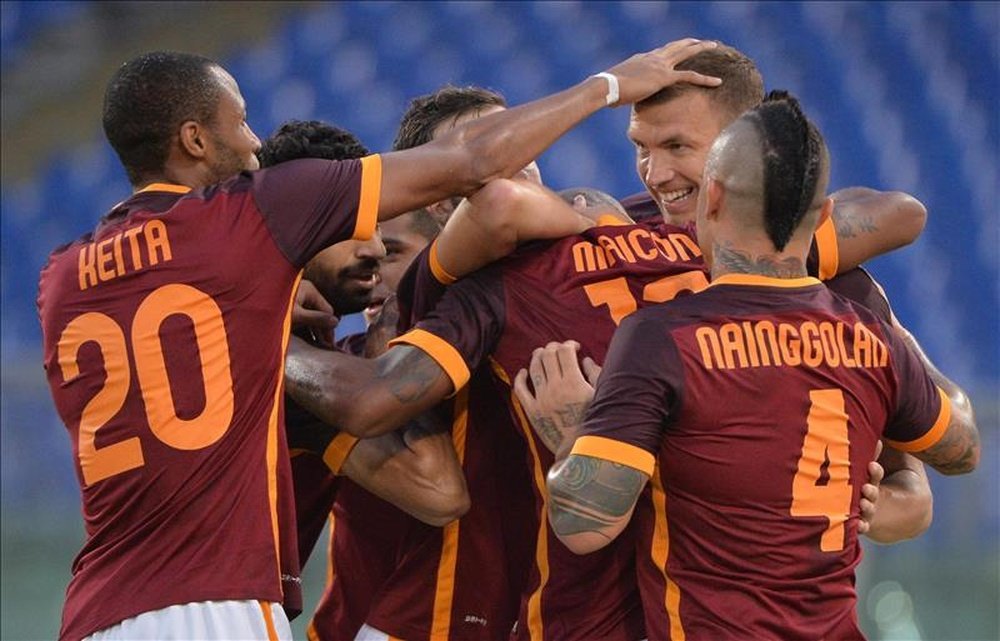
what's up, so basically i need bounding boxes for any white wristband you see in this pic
[591,72,619,107]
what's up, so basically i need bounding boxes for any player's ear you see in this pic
[427,197,461,225]
[817,196,834,227]
[705,179,724,221]
[178,120,208,159]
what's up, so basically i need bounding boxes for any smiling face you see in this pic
[628,90,731,225]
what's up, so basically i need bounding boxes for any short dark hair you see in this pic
[636,43,764,122]
[393,85,506,151]
[103,51,223,186]
[746,90,826,250]
[257,120,369,167]
[407,210,443,240]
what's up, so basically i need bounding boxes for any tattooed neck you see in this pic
[711,241,807,280]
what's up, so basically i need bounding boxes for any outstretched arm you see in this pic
[285,335,453,438]
[376,39,723,220]
[829,187,927,273]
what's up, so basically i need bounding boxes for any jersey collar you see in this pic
[707,273,822,289]
[136,183,192,195]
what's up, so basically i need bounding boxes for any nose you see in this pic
[356,234,386,261]
[643,151,675,188]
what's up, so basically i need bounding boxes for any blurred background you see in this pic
[1,1,996,639]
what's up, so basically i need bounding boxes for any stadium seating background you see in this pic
[1,2,996,639]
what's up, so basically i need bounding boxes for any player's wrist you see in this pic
[589,72,620,107]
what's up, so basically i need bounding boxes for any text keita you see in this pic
[78,220,173,290]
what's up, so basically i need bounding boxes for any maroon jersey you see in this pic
[391,221,711,641]
[576,274,950,641]
[37,156,382,641]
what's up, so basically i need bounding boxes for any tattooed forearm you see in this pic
[547,455,646,537]
[376,348,444,405]
[918,417,980,475]
[712,241,807,279]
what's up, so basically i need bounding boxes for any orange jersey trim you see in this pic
[388,329,470,394]
[813,216,839,280]
[354,155,382,241]
[707,273,822,290]
[323,432,359,475]
[492,359,548,641]
[571,435,656,477]
[265,271,303,592]
[429,240,458,285]
[596,214,630,226]
[884,387,953,453]
[649,471,686,640]
[135,182,192,195]
[259,601,280,641]
[430,388,469,639]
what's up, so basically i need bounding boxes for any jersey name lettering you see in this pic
[571,227,701,274]
[695,319,889,371]
[78,220,173,290]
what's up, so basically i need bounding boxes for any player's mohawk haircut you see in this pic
[744,90,825,251]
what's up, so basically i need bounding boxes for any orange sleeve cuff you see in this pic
[428,240,458,285]
[570,435,655,477]
[388,328,470,395]
[323,432,359,475]
[884,387,953,453]
[814,215,839,280]
[353,154,382,241]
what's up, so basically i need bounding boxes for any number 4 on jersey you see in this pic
[791,389,852,552]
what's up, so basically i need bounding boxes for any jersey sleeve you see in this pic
[395,240,452,334]
[825,267,893,323]
[573,311,681,476]
[252,155,382,267]
[388,268,505,394]
[881,327,952,452]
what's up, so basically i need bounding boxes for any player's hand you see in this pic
[364,294,400,359]
[293,279,337,348]
[859,440,885,536]
[602,38,722,107]
[514,341,600,454]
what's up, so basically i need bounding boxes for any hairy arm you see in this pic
[375,39,723,219]
[547,454,648,554]
[830,187,927,272]
[341,416,469,526]
[433,179,593,280]
[285,335,453,438]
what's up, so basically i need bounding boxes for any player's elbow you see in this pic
[408,471,470,526]
[468,178,525,240]
[556,530,613,555]
[885,191,927,247]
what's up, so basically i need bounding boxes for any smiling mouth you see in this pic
[660,187,695,206]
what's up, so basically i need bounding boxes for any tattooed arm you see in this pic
[830,187,926,272]
[891,320,979,475]
[514,341,649,554]
[546,454,649,554]
[285,335,453,438]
